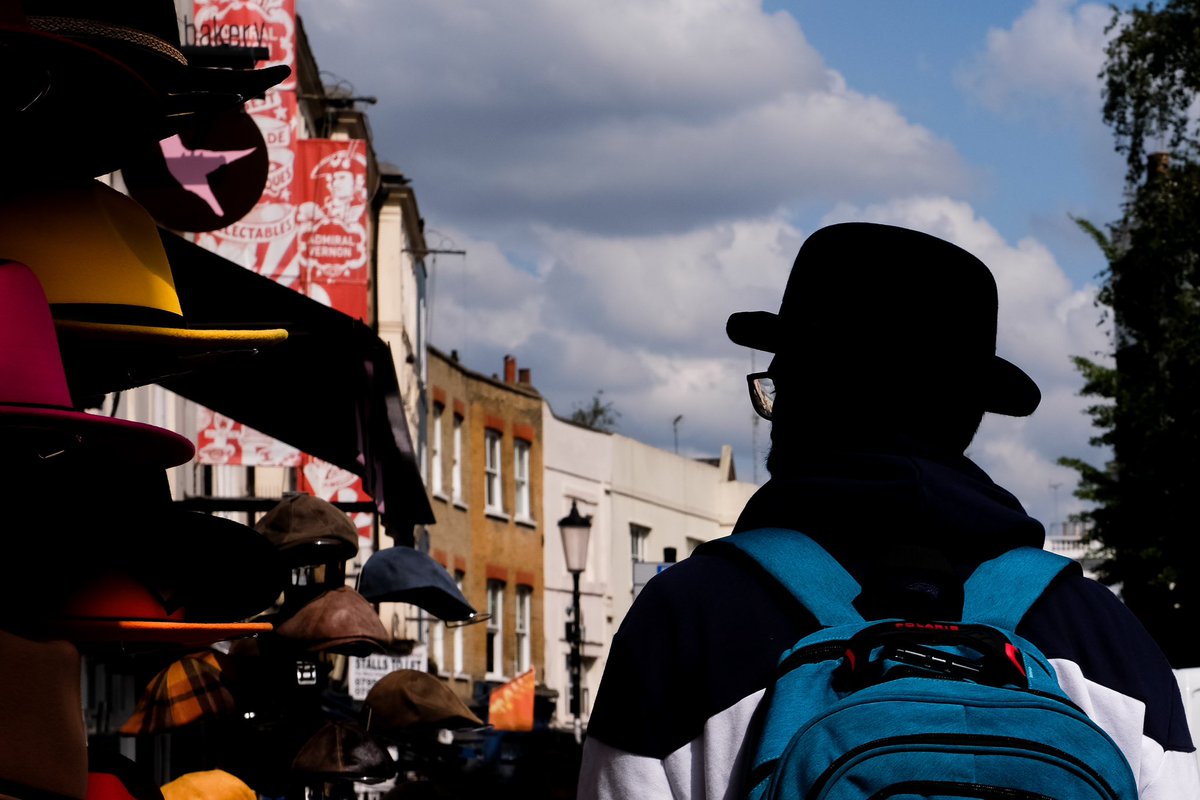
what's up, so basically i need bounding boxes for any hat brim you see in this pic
[725,311,1041,417]
[0,409,194,468]
[42,620,271,648]
[56,320,289,347]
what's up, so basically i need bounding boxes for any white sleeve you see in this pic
[1051,658,1200,799]
[577,690,765,800]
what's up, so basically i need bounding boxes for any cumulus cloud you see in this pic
[955,0,1114,119]
[301,0,972,237]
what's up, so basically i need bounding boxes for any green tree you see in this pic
[1061,0,1200,665]
[569,390,620,432]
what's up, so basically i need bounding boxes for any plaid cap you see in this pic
[119,651,235,735]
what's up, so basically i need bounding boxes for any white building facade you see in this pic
[541,406,759,732]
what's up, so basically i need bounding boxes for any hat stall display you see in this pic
[255,493,361,567]
[363,670,483,736]
[291,720,397,785]
[159,771,256,800]
[0,260,194,468]
[273,586,391,656]
[725,222,1041,417]
[0,181,288,396]
[0,630,87,800]
[359,547,477,622]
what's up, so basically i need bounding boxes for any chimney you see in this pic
[518,367,531,384]
[504,354,516,383]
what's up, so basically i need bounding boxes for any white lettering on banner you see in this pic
[347,648,429,701]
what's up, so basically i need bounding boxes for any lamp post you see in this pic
[558,499,592,744]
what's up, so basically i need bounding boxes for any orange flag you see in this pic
[488,668,535,731]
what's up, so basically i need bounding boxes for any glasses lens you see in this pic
[748,373,775,420]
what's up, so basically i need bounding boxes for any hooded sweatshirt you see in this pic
[578,450,1198,800]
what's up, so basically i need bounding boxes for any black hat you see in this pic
[726,222,1040,417]
[291,720,397,784]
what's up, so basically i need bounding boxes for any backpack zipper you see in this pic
[798,733,1120,800]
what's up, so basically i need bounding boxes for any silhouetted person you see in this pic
[577,223,1199,799]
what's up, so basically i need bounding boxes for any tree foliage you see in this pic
[568,390,620,433]
[1061,0,1200,665]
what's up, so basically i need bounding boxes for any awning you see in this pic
[156,230,434,540]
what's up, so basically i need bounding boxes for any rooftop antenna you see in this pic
[672,415,683,454]
[751,351,758,483]
[1050,481,1062,537]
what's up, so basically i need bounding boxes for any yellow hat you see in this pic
[160,770,255,800]
[0,180,288,349]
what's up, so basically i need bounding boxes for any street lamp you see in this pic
[558,499,592,744]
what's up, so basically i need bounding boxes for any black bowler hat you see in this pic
[726,222,1040,417]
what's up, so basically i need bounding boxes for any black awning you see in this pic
[157,229,433,541]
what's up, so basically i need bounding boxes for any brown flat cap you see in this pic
[255,494,360,567]
[274,587,390,656]
[364,670,483,735]
[291,720,397,784]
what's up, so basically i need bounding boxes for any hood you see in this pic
[733,448,1045,574]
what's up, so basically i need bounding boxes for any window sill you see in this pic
[452,672,470,682]
[514,516,537,529]
[432,492,449,503]
[453,499,468,510]
[485,672,508,683]
[484,508,510,523]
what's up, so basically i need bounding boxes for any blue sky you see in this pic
[303,0,1139,529]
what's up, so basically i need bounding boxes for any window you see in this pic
[486,580,504,677]
[630,523,650,562]
[515,585,532,674]
[430,404,444,496]
[514,440,531,520]
[453,570,465,674]
[484,429,503,512]
[432,616,445,674]
[451,415,464,502]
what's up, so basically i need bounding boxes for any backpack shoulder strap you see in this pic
[961,546,1080,628]
[717,528,864,627]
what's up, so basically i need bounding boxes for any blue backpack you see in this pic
[723,528,1138,800]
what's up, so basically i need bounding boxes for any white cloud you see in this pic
[956,0,1114,119]
[301,0,973,236]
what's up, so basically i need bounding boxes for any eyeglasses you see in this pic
[746,372,776,420]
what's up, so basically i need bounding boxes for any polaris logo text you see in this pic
[894,622,959,631]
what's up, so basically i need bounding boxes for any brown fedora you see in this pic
[364,670,483,735]
[274,587,390,656]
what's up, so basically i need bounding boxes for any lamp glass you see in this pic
[560,523,591,574]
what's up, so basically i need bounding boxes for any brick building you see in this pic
[424,347,546,714]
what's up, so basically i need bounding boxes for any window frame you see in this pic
[484,428,503,513]
[513,439,531,521]
[430,403,444,497]
[451,414,464,503]
[486,579,505,679]
[515,584,532,674]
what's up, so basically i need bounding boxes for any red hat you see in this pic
[0,261,193,467]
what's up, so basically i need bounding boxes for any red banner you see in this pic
[294,139,371,321]
[489,669,536,732]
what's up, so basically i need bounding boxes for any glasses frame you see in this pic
[746,371,775,421]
